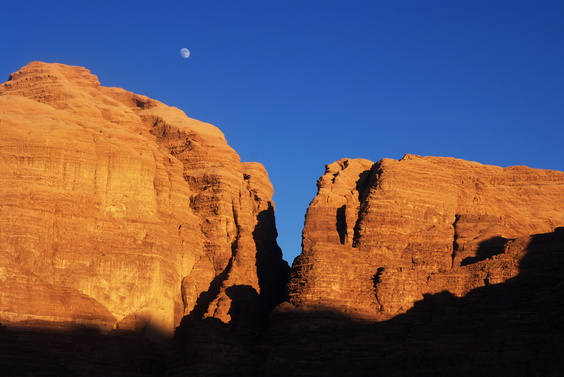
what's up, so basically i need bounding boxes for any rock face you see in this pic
[263,155,564,376]
[0,62,288,346]
[2,62,564,376]
[289,155,564,320]
[264,228,564,376]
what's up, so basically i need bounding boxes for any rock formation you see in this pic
[288,155,564,321]
[264,227,564,376]
[0,62,288,348]
[262,156,564,376]
[2,62,564,376]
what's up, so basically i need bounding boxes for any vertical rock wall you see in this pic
[0,62,288,342]
[289,154,564,320]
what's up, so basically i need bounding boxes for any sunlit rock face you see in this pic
[288,154,564,320]
[0,62,288,340]
[3,62,564,376]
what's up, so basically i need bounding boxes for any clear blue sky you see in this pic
[2,1,563,263]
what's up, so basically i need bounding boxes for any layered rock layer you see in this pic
[2,62,564,376]
[264,228,564,376]
[288,155,564,320]
[0,62,288,342]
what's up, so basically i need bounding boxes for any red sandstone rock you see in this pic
[2,62,564,376]
[288,154,564,320]
[0,62,288,341]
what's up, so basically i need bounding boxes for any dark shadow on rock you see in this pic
[180,257,234,325]
[171,285,266,377]
[226,285,262,343]
[336,205,347,245]
[253,203,290,311]
[3,227,562,376]
[0,324,170,377]
[352,164,378,247]
[261,228,564,377]
[170,203,289,376]
[355,166,375,202]
[337,165,374,247]
[461,236,509,266]
[173,257,234,366]
[116,313,172,346]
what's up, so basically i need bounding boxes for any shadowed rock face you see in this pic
[288,155,564,321]
[263,228,564,376]
[0,62,289,343]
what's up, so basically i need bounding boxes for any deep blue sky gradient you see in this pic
[2,1,563,263]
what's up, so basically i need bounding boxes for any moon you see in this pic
[180,48,191,59]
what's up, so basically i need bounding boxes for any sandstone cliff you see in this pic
[0,62,288,345]
[288,155,564,320]
[261,155,564,376]
[2,62,564,377]
[265,227,564,376]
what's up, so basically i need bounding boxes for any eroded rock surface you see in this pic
[2,62,564,376]
[0,62,288,345]
[288,155,564,320]
[263,156,564,376]
[264,228,564,376]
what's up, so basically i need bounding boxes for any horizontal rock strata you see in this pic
[2,62,564,376]
[264,228,564,376]
[288,155,564,320]
[0,62,288,346]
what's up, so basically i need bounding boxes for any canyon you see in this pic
[1,62,563,376]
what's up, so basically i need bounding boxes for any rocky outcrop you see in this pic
[288,155,564,320]
[264,228,564,376]
[263,156,564,376]
[0,62,288,347]
[2,62,564,376]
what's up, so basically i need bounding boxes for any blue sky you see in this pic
[2,1,563,263]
